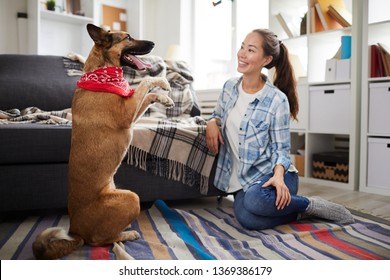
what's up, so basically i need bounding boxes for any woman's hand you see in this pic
[262,165,291,210]
[206,118,224,154]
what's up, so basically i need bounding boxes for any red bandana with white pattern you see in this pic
[77,67,134,97]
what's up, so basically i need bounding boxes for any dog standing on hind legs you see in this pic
[32,24,174,259]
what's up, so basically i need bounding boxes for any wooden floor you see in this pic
[170,182,390,221]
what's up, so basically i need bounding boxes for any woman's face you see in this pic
[237,32,272,75]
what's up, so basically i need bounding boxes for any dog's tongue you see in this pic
[127,54,152,70]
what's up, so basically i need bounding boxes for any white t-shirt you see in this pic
[225,82,260,193]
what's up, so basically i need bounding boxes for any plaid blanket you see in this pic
[128,117,215,194]
[0,107,72,125]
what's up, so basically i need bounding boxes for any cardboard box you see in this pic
[312,151,349,182]
[294,155,305,177]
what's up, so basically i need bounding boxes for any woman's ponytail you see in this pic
[253,29,299,120]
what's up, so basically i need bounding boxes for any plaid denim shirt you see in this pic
[211,76,292,192]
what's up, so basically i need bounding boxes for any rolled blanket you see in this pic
[0,107,72,125]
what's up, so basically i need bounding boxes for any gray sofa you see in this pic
[0,54,222,212]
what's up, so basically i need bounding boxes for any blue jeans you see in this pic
[233,172,310,230]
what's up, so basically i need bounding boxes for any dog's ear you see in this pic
[86,24,111,45]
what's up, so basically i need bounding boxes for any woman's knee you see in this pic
[234,205,268,230]
[243,186,275,214]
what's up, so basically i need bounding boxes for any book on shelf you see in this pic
[314,3,329,30]
[316,0,345,30]
[370,44,378,78]
[309,0,325,33]
[341,35,351,59]
[377,43,390,77]
[275,12,300,38]
[310,6,324,33]
[370,44,386,78]
[327,4,352,27]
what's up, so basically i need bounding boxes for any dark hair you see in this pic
[252,29,299,120]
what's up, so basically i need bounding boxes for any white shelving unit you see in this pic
[27,0,97,58]
[359,0,390,196]
[269,0,361,191]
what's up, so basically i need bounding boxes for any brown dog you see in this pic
[32,24,174,259]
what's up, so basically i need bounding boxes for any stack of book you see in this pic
[370,43,390,78]
[310,0,352,33]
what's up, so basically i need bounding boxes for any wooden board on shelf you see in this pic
[327,4,352,27]
[102,5,127,32]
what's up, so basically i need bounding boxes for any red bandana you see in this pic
[77,67,135,97]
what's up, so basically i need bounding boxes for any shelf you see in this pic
[269,0,359,191]
[41,10,93,25]
[360,0,390,196]
[309,26,352,37]
[368,77,390,82]
[27,0,97,57]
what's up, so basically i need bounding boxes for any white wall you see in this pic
[0,0,27,54]
[142,0,182,59]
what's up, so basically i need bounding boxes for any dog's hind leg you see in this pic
[117,230,140,241]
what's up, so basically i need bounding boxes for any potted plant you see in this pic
[300,12,307,35]
[46,0,56,11]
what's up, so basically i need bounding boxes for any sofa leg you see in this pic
[217,196,224,203]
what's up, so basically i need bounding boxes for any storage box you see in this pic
[325,59,337,82]
[367,138,390,189]
[294,154,305,177]
[312,151,349,182]
[336,59,351,81]
[309,84,350,133]
[369,82,390,134]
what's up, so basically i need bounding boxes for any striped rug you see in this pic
[1,200,389,260]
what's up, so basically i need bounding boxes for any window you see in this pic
[192,0,269,90]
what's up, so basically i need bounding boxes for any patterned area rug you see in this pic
[1,200,389,260]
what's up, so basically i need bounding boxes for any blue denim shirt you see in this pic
[211,76,292,192]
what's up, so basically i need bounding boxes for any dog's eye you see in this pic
[126,34,132,40]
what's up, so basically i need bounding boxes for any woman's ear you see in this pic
[264,56,273,67]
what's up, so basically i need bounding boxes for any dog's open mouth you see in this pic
[122,53,152,70]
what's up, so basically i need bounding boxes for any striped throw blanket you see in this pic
[0,107,72,125]
[129,117,215,194]
[1,200,389,260]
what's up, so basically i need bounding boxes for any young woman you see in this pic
[206,29,354,230]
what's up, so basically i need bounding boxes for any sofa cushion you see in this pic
[0,124,71,164]
[0,54,79,111]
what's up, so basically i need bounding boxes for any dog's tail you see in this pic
[32,227,84,260]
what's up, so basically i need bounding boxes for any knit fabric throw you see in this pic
[77,67,135,97]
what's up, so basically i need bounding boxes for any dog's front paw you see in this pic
[148,77,171,92]
[124,230,140,241]
[157,95,175,108]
